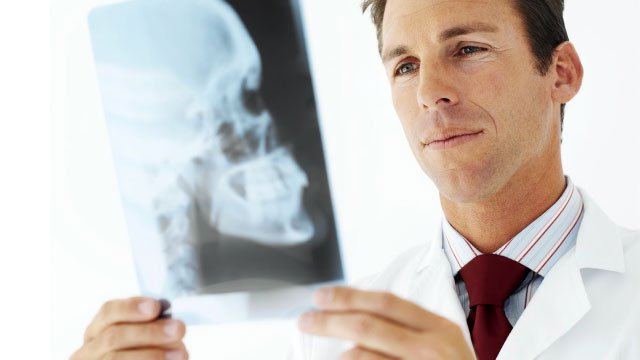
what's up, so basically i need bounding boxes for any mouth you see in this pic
[424,130,484,151]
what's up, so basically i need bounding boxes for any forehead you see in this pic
[381,0,521,48]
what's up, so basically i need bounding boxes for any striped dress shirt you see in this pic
[442,177,584,326]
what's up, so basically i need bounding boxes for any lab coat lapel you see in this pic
[498,188,625,360]
[497,247,590,360]
[412,222,472,348]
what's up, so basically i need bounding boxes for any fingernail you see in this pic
[138,299,156,316]
[165,350,184,360]
[164,320,180,337]
[314,288,333,306]
[299,312,315,330]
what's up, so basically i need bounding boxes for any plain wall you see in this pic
[52,0,640,359]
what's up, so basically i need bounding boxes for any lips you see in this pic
[424,130,483,150]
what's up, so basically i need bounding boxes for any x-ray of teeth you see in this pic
[210,147,315,244]
[88,0,343,323]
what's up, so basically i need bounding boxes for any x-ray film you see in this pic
[88,0,343,324]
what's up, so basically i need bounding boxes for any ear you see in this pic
[550,41,584,104]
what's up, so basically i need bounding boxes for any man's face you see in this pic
[382,0,561,203]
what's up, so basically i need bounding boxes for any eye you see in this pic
[394,62,418,77]
[456,45,488,57]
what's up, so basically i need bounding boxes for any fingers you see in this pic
[82,319,185,359]
[85,297,162,342]
[339,347,397,360]
[313,287,445,331]
[72,341,187,360]
[96,342,188,360]
[299,311,417,358]
[302,288,475,360]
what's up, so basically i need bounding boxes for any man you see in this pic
[71,0,640,359]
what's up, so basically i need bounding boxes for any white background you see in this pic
[1,0,639,359]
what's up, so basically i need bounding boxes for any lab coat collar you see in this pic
[415,220,444,273]
[574,188,625,274]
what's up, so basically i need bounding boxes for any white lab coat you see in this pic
[287,188,640,359]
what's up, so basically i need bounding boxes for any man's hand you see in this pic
[298,287,475,360]
[70,297,188,360]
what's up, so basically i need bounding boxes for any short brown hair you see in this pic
[361,0,569,122]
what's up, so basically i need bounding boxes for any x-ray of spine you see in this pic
[89,0,342,301]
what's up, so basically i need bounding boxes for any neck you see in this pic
[440,157,566,254]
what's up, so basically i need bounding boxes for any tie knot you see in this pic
[458,254,530,307]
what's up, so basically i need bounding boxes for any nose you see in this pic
[416,63,460,111]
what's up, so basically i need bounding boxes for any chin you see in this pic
[425,163,502,204]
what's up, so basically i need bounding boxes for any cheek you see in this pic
[508,75,550,126]
[472,64,540,130]
[496,78,554,160]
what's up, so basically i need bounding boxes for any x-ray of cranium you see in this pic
[88,0,343,322]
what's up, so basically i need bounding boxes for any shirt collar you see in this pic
[442,176,584,277]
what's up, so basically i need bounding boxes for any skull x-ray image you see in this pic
[88,0,343,322]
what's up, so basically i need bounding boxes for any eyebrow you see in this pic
[439,22,498,42]
[381,22,499,64]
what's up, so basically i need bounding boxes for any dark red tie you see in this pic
[458,254,530,360]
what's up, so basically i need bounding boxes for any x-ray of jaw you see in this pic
[88,0,343,318]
